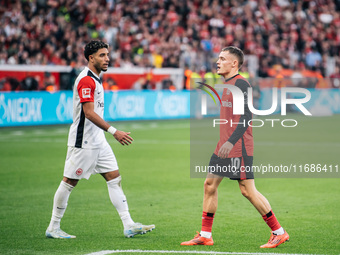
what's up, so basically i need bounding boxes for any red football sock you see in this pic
[201,211,215,233]
[262,210,281,232]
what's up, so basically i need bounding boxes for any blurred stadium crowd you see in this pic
[0,0,339,80]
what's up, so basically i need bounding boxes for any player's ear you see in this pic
[89,54,94,62]
[232,59,238,68]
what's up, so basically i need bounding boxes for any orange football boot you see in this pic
[260,231,289,248]
[181,231,214,246]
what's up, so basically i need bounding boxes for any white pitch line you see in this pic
[85,250,318,255]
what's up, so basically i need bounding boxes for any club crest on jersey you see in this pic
[82,88,91,98]
[75,168,83,176]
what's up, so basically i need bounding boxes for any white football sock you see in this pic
[48,181,74,230]
[107,176,134,229]
[200,231,212,238]
[272,227,285,235]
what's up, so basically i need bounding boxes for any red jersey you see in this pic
[214,74,254,157]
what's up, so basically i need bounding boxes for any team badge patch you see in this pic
[76,168,83,176]
[82,88,91,98]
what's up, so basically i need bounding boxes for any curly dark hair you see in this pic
[84,41,109,61]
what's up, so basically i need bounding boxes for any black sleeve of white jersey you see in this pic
[227,79,252,145]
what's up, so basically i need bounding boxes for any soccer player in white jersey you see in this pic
[46,40,155,239]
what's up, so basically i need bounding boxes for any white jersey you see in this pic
[67,67,106,149]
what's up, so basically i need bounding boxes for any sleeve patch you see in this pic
[82,88,91,98]
[77,76,96,103]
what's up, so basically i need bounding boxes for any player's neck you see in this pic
[223,70,239,80]
[88,65,101,77]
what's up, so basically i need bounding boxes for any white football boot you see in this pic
[45,228,76,239]
[124,222,155,238]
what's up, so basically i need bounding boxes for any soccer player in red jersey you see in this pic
[181,46,289,248]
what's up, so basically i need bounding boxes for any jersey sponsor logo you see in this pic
[82,88,91,98]
[97,101,104,108]
[75,168,83,176]
[222,100,232,107]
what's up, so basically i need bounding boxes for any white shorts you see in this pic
[63,141,119,180]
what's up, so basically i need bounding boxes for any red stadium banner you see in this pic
[0,66,183,91]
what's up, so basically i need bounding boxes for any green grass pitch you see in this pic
[0,116,339,254]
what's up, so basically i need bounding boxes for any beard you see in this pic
[94,62,108,73]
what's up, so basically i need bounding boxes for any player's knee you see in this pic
[204,179,217,195]
[240,188,250,198]
[240,186,257,200]
[62,177,78,187]
[107,175,122,186]
[238,183,249,198]
[101,170,120,182]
